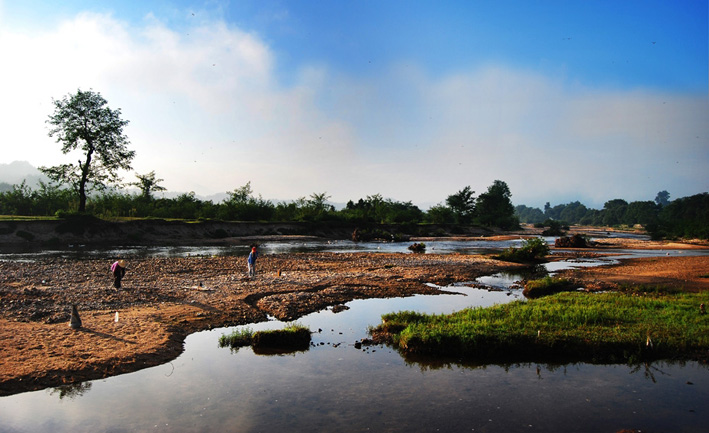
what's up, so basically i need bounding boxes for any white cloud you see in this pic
[0,11,706,209]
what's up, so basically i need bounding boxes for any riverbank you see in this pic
[1,236,708,396]
[0,251,524,396]
[371,283,709,364]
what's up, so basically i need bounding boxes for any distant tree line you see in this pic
[0,89,519,231]
[4,89,706,239]
[515,190,709,239]
[0,178,521,229]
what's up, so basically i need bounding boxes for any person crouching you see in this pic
[111,259,127,289]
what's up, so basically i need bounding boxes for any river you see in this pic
[1,237,708,432]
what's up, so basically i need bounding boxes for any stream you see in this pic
[1,238,708,432]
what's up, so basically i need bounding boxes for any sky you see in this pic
[0,0,707,209]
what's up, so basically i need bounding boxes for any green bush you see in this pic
[495,237,549,263]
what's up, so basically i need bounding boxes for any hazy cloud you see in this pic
[0,11,706,208]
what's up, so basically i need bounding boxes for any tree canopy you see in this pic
[40,89,135,212]
[445,186,476,224]
[132,171,166,200]
[475,180,518,229]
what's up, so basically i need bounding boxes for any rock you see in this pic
[69,304,82,329]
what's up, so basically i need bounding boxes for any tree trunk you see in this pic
[78,145,94,213]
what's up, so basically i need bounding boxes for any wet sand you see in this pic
[1,237,708,396]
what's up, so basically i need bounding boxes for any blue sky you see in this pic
[0,0,707,209]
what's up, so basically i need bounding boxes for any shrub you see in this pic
[495,237,549,263]
[541,220,566,236]
[408,242,426,253]
[554,234,589,248]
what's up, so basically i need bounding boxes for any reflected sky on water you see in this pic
[1,235,708,431]
[2,232,706,262]
[1,282,708,432]
[0,238,533,260]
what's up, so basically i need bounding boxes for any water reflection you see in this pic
[48,382,93,400]
[2,237,709,431]
[3,236,707,263]
[1,283,707,432]
[0,237,547,260]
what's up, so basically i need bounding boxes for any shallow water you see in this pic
[1,282,708,432]
[0,238,535,260]
[3,232,706,262]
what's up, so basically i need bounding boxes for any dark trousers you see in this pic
[113,268,126,288]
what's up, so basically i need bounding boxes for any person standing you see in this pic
[111,259,127,289]
[247,247,258,277]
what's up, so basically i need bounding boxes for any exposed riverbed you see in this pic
[2,277,707,432]
[1,235,708,431]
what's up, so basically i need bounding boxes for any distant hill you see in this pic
[0,162,390,210]
[0,161,48,191]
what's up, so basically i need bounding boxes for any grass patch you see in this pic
[523,276,579,298]
[219,323,311,353]
[618,283,683,295]
[0,215,59,221]
[370,291,709,364]
[218,327,254,349]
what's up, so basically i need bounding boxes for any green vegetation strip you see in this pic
[523,276,578,298]
[371,291,709,363]
[219,323,311,351]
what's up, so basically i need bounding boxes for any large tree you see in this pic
[475,180,518,229]
[132,171,166,200]
[40,89,135,212]
[601,199,628,226]
[445,186,476,224]
[655,190,671,207]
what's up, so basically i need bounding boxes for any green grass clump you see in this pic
[618,283,683,295]
[371,291,709,363]
[219,323,311,352]
[0,215,58,221]
[251,323,311,350]
[495,237,549,263]
[523,276,578,298]
[219,327,254,349]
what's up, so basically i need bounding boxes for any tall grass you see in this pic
[371,291,709,363]
[218,327,254,349]
[219,323,311,352]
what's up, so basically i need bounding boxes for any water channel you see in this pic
[1,237,708,432]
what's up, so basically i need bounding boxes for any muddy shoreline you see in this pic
[1,235,708,396]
